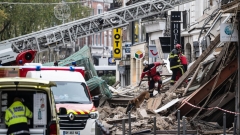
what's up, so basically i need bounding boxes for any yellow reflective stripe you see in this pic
[179,66,184,74]
[78,110,85,114]
[177,60,180,62]
[85,110,90,113]
[67,110,78,114]
[173,54,178,57]
[170,80,175,82]
[170,65,182,69]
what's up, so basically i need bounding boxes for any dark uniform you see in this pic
[5,98,32,135]
[169,48,184,85]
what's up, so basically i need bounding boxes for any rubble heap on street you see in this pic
[97,35,238,134]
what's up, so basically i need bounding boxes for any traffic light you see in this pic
[16,50,37,65]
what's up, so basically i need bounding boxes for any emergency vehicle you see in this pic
[0,77,59,135]
[0,65,99,135]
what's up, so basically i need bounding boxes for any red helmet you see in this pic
[175,44,181,49]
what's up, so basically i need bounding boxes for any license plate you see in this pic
[63,131,80,135]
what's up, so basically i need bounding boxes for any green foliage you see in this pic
[0,0,91,41]
[101,75,116,86]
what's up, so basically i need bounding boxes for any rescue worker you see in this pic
[5,97,32,135]
[169,44,184,85]
[176,51,188,81]
[179,52,188,72]
[140,60,165,96]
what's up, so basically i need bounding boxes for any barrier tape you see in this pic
[183,100,240,115]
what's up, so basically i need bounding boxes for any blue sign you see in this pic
[108,57,116,65]
[124,43,132,54]
[125,48,131,53]
[125,43,132,47]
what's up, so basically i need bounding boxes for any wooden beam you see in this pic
[169,34,220,92]
[201,44,229,85]
[182,63,202,96]
[178,57,238,116]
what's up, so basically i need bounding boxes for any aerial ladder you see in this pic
[0,0,194,65]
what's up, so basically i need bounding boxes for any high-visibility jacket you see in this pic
[169,49,181,69]
[5,101,32,127]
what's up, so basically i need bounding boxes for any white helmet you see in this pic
[143,60,148,66]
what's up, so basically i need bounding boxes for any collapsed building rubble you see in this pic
[97,33,239,134]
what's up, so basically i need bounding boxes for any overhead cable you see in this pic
[0,1,88,5]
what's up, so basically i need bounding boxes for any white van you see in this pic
[24,66,99,135]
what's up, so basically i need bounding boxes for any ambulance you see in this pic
[0,64,99,135]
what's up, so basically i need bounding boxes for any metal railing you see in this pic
[94,109,239,135]
[124,110,238,135]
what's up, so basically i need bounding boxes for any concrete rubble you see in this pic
[97,39,239,134]
[97,81,187,134]
[96,6,240,131]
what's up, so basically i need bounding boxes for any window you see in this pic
[97,4,103,14]
[52,81,91,104]
[98,9,102,14]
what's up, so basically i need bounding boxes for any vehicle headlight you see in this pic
[89,112,98,119]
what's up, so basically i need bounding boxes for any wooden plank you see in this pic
[178,58,238,116]
[182,63,202,96]
[201,44,229,85]
[169,34,220,92]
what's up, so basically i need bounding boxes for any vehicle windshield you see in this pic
[51,81,91,104]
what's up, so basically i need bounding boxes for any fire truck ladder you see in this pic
[0,0,194,64]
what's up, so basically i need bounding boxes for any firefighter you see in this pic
[179,52,188,72]
[140,60,164,96]
[169,44,185,85]
[5,97,32,135]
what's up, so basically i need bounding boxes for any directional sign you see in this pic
[113,28,122,58]
[149,46,159,58]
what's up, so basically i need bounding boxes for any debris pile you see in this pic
[98,81,185,134]
[97,34,239,134]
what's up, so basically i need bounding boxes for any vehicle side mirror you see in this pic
[59,107,67,115]
[92,96,100,108]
